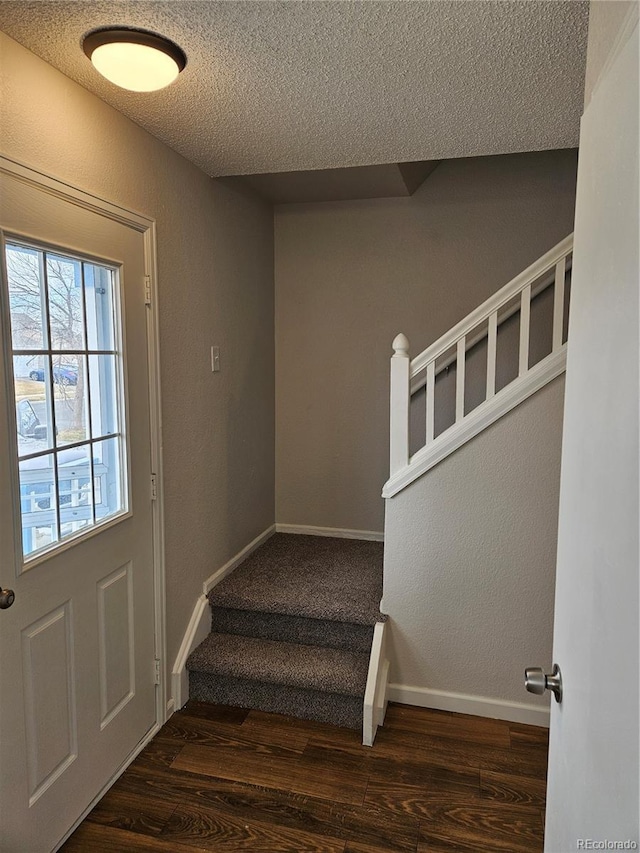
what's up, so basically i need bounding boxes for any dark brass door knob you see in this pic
[0,589,15,609]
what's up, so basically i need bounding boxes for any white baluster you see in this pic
[455,337,466,422]
[426,360,435,443]
[519,284,531,376]
[486,311,497,400]
[390,333,410,475]
[552,257,566,351]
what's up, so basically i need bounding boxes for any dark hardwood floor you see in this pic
[61,701,548,852]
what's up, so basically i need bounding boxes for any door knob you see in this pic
[525,663,562,703]
[0,588,15,609]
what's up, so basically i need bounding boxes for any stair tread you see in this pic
[187,632,370,697]
[208,534,385,625]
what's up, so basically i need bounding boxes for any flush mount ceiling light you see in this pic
[82,27,186,92]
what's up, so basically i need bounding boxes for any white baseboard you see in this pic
[388,683,550,728]
[172,524,276,710]
[276,523,384,542]
[203,524,276,594]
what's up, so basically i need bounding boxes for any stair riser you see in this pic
[210,606,374,653]
[189,671,363,730]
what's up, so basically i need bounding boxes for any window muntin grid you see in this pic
[5,240,128,560]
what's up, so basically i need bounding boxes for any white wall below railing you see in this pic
[382,377,564,720]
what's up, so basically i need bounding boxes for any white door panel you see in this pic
[0,168,158,853]
[544,19,639,852]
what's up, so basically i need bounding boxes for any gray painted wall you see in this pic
[275,150,578,532]
[0,33,276,690]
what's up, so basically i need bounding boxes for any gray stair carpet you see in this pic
[187,533,385,730]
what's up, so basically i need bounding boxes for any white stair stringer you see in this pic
[362,620,389,746]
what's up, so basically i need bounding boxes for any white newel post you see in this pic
[390,333,410,476]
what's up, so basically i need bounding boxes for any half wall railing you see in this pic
[383,234,573,498]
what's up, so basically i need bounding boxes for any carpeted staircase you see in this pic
[186,533,386,730]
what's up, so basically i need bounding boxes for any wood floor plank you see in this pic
[345,841,417,853]
[384,704,511,748]
[509,722,550,748]
[371,726,548,779]
[303,737,483,801]
[159,800,346,853]
[301,736,500,802]
[163,712,309,756]
[480,768,547,807]
[116,763,419,852]
[242,707,359,739]
[171,741,369,805]
[130,735,185,770]
[181,700,250,726]
[301,740,371,775]
[417,831,542,853]
[60,822,209,852]
[364,778,479,820]
[417,801,544,852]
[85,788,176,836]
[112,761,245,803]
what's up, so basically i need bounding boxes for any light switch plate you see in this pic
[211,346,220,372]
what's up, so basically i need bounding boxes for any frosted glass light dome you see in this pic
[83,28,186,92]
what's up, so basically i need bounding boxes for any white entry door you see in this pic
[0,166,159,852]
[543,16,639,853]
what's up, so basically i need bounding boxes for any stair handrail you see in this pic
[410,234,573,379]
[388,233,573,483]
[409,253,573,395]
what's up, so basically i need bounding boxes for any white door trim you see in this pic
[0,156,167,725]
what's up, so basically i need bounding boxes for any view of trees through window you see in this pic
[5,240,126,558]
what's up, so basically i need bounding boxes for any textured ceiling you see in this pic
[0,1,589,177]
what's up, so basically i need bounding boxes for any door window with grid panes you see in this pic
[4,240,127,560]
